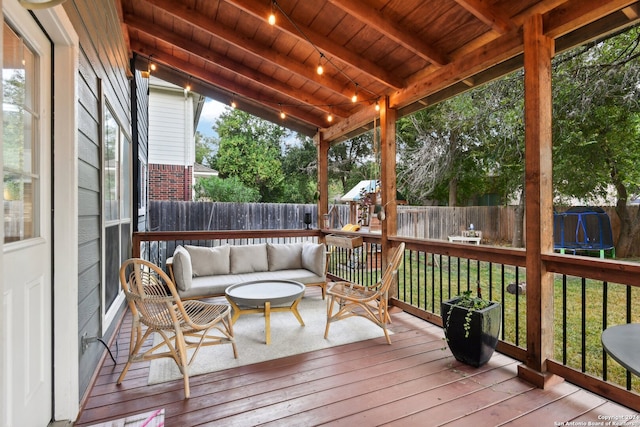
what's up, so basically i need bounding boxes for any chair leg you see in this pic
[117,321,144,385]
[324,296,335,339]
[225,311,239,358]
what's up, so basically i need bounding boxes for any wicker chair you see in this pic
[324,242,405,344]
[116,258,237,398]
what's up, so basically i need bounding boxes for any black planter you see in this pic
[441,298,502,367]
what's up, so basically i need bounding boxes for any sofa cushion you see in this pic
[185,244,230,276]
[230,243,268,274]
[172,245,192,291]
[302,242,326,277]
[179,274,242,299]
[238,269,325,285]
[267,242,303,271]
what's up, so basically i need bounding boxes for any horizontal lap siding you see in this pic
[64,0,132,398]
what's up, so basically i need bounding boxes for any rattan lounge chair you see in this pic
[116,258,237,398]
[324,242,405,344]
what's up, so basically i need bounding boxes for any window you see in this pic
[3,22,39,243]
[103,104,131,314]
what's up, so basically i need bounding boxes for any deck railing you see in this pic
[132,229,639,411]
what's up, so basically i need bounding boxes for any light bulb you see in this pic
[375,101,380,111]
[317,63,323,75]
[268,13,275,25]
[351,93,358,103]
[150,63,156,71]
[327,113,333,122]
[185,84,191,92]
[280,111,286,119]
[231,100,237,109]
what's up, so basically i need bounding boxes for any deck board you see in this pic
[74,288,636,426]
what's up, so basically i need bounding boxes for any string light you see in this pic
[279,104,286,119]
[231,100,237,109]
[316,54,324,75]
[327,111,333,122]
[268,1,276,25]
[375,100,380,111]
[269,0,379,107]
[185,76,191,92]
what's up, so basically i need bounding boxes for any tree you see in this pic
[552,26,640,256]
[195,131,217,167]
[397,91,501,207]
[193,176,260,202]
[328,131,374,196]
[212,109,288,202]
[280,135,317,203]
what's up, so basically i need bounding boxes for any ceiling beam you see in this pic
[327,0,449,66]
[137,0,354,102]
[543,0,637,39]
[324,0,636,142]
[125,14,351,119]
[131,41,328,130]
[225,0,406,90]
[455,0,515,34]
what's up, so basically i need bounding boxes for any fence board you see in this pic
[148,202,636,249]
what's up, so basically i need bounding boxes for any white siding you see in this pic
[148,87,195,166]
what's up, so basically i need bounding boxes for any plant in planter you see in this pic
[441,288,501,367]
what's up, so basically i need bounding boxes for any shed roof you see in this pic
[340,180,379,202]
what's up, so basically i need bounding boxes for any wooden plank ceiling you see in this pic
[119,0,640,140]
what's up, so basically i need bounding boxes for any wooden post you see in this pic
[315,132,329,237]
[380,96,398,296]
[519,14,562,389]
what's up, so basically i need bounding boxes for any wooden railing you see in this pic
[131,229,640,411]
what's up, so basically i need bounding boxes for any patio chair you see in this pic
[116,258,237,398]
[324,242,405,344]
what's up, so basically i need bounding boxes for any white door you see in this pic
[2,3,52,426]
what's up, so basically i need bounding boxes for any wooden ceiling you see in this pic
[119,0,640,140]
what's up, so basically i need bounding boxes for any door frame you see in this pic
[1,1,80,422]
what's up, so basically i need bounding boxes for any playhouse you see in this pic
[553,206,615,258]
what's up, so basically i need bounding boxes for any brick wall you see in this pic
[148,164,193,201]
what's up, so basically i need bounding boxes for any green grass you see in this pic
[331,250,640,392]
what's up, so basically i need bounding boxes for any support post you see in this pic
[520,14,562,388]
[315,132,329,236]
[379,96,398,297]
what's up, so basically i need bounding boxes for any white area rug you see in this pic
[148,295,390,384]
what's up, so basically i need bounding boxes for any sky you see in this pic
[196,98,228,138]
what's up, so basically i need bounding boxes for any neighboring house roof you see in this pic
[193,162,218,177]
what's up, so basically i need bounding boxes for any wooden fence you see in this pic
[148,201,635,247]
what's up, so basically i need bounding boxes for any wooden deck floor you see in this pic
[74,288,637,426]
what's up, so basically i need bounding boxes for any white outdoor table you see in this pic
[447,235,481,245]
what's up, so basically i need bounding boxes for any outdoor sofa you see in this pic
[167,242,328,299]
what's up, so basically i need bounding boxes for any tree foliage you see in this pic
[552,26,640,256]
[212,109,288,202]
[193,175,260,202]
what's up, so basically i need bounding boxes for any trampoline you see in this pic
[553,206,615,258]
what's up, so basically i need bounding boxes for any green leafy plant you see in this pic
[444,289,492,338]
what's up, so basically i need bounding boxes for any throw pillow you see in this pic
[185,245,230,276]
[172,245,192,291]
[230,244,269,274]
[267,243,303,271]
[301,242,326,277]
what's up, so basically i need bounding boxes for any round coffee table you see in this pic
[225,280,306,345]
